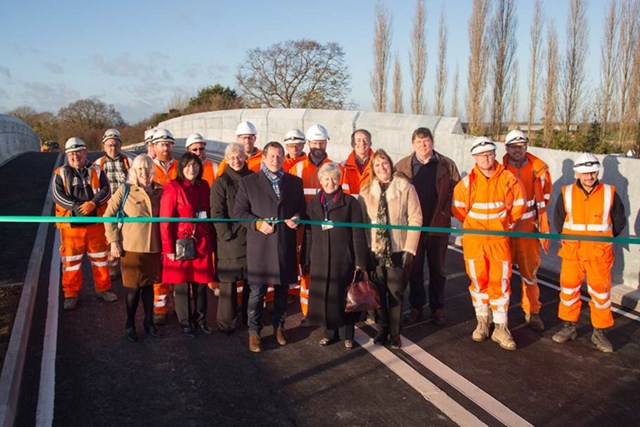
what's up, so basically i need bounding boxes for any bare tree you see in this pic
[560,0,589,135]
[489,0,518,138]
[409,0,427,114]
[466,0,491,135]
[598,0,620,140]
[392,55,404,113]
[509,59,520,129]
[527,0,544,133]
[371,2,393,112]
[543,21,559,146]
[236,39,351,109]
[631,27,640,151]
[617,0,639,147]
[451,63,460,117]
[434,7,448,116]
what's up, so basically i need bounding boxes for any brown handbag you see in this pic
[345,270,381,313]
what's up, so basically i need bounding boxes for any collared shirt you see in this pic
[411,152,437,176]
[101,155,128,194]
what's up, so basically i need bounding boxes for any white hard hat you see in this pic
[505,129,528,145]
[470,136,496,155]
[144,129,156,143]
[65,137,87,153]
[573,153,600,173]
[305,124,330,141]
[283,129,305,144]
[185,133,207,148]
[102,128,121,143]
[152,128,175,144]
[235,121,257,136]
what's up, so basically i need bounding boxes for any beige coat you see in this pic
[104,183,163,253]
[359,173,422,255]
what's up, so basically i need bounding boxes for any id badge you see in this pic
[197,211,207,219]
[322,222,334,231]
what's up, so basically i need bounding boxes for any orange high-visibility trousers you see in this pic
[558,256,614,329]
[463,237,512,324]
[59,223,111,298]
[154,283,171,315]
[511,236,542,315]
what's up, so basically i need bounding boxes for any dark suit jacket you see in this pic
[233,170,305,286]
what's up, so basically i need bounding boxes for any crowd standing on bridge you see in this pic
[51,120,627,353]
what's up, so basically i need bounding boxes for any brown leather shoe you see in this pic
[275,328,287,346]
[249,335,262,353]
[433,309,446,327]
[404,307,423,325]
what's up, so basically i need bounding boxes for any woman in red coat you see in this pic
[160,152,215,337]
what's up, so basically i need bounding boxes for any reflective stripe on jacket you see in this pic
[289,157,351,201]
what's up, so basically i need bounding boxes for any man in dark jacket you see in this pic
[234,141,306,353]
[395,127,461,326]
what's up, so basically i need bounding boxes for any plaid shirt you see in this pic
[100,155,128,194]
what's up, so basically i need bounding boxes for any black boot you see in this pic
[374,327,389,345]
[198,322,214,334]
[125,327,137,343]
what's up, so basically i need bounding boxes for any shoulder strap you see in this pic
[117,183,130,218]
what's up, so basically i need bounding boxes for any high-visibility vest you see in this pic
[341,148,373,195]
[283,154,307,173]
[503,152,552,251]
[561,182,615,237]
[153,158,178,186]
[201,159,218,187]
[288,156,351,201]
[218,149,262,175]
[54,164,107,227]
[452,162,526,235]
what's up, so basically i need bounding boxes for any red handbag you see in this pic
[345,270,381,313]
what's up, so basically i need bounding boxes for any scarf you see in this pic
[261,162,284,198]
[375,181,394,268]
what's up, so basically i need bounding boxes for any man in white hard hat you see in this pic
[502,129,552,331]
[52,137,117,310]
[282,129,307,173]
[185,132,217,186]
[218,121,262,174]
[552,153,626,353]
[452,136,526,351]
[144,128,157,159]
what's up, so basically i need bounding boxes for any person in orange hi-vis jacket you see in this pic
[149,128,179,325]
[288,124,355,324]
[551,153,626,353]
[452,136,526,351]
[341,129,374,195]
[52,137,117,311]
[217,121,263,174]
[282,129,307,173]
[502,130,552,331]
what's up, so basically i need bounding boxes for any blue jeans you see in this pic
[247,283,288,336]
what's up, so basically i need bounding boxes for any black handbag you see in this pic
[175,236,196,261]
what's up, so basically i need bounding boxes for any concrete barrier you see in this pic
[0,114,40,166]
[159,108,640,307]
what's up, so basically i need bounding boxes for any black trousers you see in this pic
[408,233,448,311]
[125,286,154,330]
[375,265,406,338]
[175,282,208,328]
[217,280,249,331]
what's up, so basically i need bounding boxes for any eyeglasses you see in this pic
[190,147,206,152]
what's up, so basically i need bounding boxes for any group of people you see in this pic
[51,120,626,353]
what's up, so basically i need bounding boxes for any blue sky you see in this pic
[0,0,608,124]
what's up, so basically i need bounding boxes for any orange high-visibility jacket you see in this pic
[153,158,178,186]
[503,152,552,252]
[283,154,307,173]
[452,162,526,236]
[289,156,351,201]
[201,159,218,187]
[558,182,615,260]
[341,148,374,195]
[53,164,109,228]
[218,148,263,175]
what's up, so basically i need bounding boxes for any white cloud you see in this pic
[0,67,10,79]
[21,82,80,110]
[43,62,64,74]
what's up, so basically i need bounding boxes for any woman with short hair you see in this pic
[104,154,163,342]
[160,152,215,337]
[303,162,368,349]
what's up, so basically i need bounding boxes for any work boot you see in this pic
[525,313,545,331]
[63,297,78,311]
[471,316,490,342]
[249,335,262,353]
[591,328,613,353]
[491,323,517,350]
[552,321,577,344]
[404,307,423,325]
[97,290,118,303]
[275,328,287,346]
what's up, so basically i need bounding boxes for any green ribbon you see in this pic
[0,215,638,245]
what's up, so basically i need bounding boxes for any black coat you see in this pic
[233,170,305,286]
[210,166,253,282]
[303,190,368,330]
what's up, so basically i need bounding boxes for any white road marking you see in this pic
[354,328,488,427]
[448,245,640,323]
[36,230,60,426]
